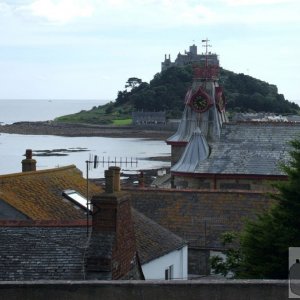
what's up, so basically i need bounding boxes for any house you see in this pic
[0,158,187,280]
[132,111,166,125]
[0,154,101,220]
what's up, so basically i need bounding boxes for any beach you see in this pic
[0,121,174,140]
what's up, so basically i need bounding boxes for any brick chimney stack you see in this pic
[86,166,143,280]
[104,166,120,193]
[22,149,36,172]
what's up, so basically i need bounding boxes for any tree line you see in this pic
[115,66,299,117]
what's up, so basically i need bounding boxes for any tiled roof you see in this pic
[0,165,101,220]
[133,209,186,265]
[0,209,186,280]
[0,225,88,280]
[193,122,300,175]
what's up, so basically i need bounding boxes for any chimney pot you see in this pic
[22,149,36,172]
[26,149,32,159]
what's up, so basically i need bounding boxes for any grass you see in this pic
[113,119,132,126]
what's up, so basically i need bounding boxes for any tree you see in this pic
[115,90,129,106]
[211,139,300,279]
[125,77,142,90]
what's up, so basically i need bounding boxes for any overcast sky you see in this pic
[0,0,299,104]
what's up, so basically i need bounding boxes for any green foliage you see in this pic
[211,139,300,279]
[56,66,299,125]
[55,102,133,125]
[117,66,193,117]
[210,232,241,278]
[220,69,299,114]
[125,77,142,90]
[116,67,298,118]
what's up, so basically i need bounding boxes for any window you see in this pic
[62,189,90,211]
[165,265,174,280]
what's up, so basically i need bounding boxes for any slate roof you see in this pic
[0,225,88,280]
[174,122,300,176]
[0,210,186,281]
[0,165,101,220]
[133,209,187,265]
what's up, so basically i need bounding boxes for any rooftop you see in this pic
[0,208,186,281]
[0,165,101,220]
[192,122,300,175]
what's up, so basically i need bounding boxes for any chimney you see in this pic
[105,166,120,193]
[22,149,36,172]
[138,171,145,188]
[86,166,143,280]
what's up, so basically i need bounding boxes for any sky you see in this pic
[0,0,299,104]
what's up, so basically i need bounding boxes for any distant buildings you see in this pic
[132,111,166,125]
[161,44,219,72]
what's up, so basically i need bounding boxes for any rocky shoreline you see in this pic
[0,121,174,140]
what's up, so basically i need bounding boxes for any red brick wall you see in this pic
[91,193,141,280]
[112,197,138,279]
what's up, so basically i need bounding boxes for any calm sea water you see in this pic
[0,99,106,124]
[0,100,170,177]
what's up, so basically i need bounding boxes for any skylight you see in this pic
[62,189,89,211]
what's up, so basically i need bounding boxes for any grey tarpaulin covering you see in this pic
[167,81,227,144]
[167,105,198,143]
[171,127,209,173]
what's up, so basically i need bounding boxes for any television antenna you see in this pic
[85,154,138,235]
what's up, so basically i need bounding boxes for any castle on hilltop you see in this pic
[161,44,219,71]
[165,40,300,191]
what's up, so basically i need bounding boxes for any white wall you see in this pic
[141,246,188,280]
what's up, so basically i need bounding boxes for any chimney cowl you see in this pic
[25,149,33,159]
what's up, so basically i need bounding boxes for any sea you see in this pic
[0,99,171,178]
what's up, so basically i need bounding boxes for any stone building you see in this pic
[166,45,300,191]
[161,44,219,72]
[132,111,166,125]
[0,160,187,280]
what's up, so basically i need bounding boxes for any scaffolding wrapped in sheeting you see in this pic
[167,82,227,145]
[171,128,209,173]
[167,106,198,143]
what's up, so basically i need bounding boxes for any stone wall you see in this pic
[173,175,280,191]
[170,144,186,166]
[0,280,289,300]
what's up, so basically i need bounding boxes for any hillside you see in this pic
[55,66,299,124]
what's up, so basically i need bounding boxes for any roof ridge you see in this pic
[0,219,90,227]
[0,164,77,179]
